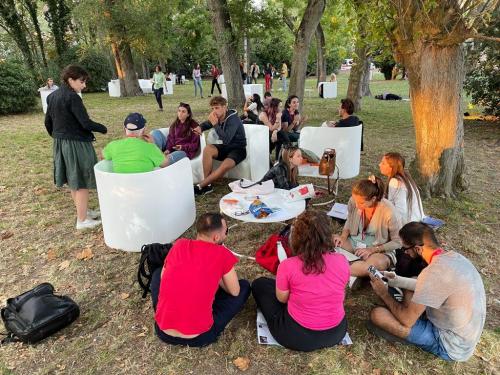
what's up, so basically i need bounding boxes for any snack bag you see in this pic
[287,184,315,201]
[249,199,274,219]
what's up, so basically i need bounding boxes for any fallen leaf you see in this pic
[76,248,93,261]
[233,357,250,371]
[120,293,130,300]
[1,230,13,240]
[47,249,57,261]
[58,260,70,270]
[136,332,146,337]
[371,369,381,375]
[0,185,6,191]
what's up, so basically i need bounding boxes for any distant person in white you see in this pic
[368,222,486,361]
[39,77,59,92]
[379,152,424,224]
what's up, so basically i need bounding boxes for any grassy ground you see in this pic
[0,73,498,375]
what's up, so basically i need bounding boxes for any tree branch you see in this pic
[465,33,500,42]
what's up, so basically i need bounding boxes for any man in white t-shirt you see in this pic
[368,222,486,361]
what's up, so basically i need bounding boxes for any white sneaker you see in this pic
[87,209,100,219]
[76,218,102,230]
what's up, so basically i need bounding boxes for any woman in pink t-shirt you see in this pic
[252,210,350,351]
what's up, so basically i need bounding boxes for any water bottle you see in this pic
[277,241,287,262]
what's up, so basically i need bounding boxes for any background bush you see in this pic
[0,60,37,115]
[78,49,113,92]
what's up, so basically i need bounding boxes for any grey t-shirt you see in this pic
[412,251,486,361]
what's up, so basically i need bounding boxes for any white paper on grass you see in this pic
[257,310,353,346]
[327,203,348,220]
[334,247,360,288]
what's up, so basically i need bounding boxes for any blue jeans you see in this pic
[153,88,163,109]
[282,77,287,92]
[150,268,251,347]
[194,78,203,97]
[150,130,188,165]
[406,317,452,361]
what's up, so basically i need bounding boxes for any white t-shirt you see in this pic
[247,102,258,116]
[412,251,486,361]
[388,178,424,224]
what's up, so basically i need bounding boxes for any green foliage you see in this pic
[78,49,113,92]
[464,10,499,116]
[0,60,37,115]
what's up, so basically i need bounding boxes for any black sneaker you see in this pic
[365,320,410,345]
[194,184,213,196]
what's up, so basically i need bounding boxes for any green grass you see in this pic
[0,73,498,375]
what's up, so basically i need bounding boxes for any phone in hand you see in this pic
[368,265,388,283]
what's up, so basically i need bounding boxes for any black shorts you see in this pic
[214,144,247,165]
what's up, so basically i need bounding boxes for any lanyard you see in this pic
[429,248,444,264]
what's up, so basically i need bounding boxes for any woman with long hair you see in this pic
[379,152,424,224]
[150,103,200,164]
[261,145,302,190]
[275,95,306,159]
[241,93,264,124]
[258,98,282,155]
[152,65,166,111]
[44,65,107,230]
[192,63,203,98]
[252,210,349,351]
[334,176,402,279]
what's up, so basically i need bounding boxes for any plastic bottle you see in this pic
[277,241,287,262]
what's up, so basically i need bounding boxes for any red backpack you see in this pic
[255,225,293,274]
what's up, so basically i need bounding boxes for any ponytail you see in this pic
[352,175,385,202]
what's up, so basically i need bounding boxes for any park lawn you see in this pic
[0,73,498,375]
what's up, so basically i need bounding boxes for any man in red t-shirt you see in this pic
[209,64,222,97]
[151,213,250,346]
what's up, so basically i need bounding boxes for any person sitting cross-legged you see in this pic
[193,96,247,195]
[252,210,350,352]
[151,213,251,347]
[102,113,168,173]
[368,222,486,362]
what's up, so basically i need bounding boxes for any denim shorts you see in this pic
[407,317,451,361]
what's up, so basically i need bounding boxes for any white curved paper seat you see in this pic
[317,82,337,98]
[158,128,205,184]
[209,123,269,181]
[298,125,362,179]
[138,79,153,94]
[94,157,195,252]
[108,80,121,97]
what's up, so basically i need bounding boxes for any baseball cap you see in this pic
[124,112,146,130]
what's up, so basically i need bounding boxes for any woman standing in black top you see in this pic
[45,65,107,230]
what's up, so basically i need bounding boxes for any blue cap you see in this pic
[124,112,146,130]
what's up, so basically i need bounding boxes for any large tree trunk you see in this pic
[404,44,466,197]
[361,56,372,97]
[23,0,47,68]
[45,0,71,62]
[207,0,245,109]
[315,23,326,86]
[0,0,36,73]
[346,44,369,112]
[289,0,326,106]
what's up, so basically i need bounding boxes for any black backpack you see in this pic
[137,242,172,298]
[1,283,80,344]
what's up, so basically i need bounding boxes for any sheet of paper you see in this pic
[256,310,353,346]
[327,203,348,220]
[335,247,360,262]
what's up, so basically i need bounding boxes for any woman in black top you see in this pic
[262,146,302,190]
[44,65,107,230]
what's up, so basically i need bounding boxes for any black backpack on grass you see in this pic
[1,283,79,344]
[137,243,172,298]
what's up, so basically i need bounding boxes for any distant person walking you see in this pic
[281,62,288,93]
[209,64,221,97]
[251,63,260,84]
[152,65,166,111]
[264,63,272,92]
[193,63,204,98]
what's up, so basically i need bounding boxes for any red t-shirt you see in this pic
[155,238,238,335]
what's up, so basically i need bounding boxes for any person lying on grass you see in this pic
[102,113,168,173]
[333,176,402,286]
[151,213,250,347]
[192,96,247,196]
[368,222,486,362]
[252,210,349,352]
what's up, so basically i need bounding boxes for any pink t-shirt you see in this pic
[276,252,349,330]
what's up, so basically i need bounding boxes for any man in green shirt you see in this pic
[103,113,167,173]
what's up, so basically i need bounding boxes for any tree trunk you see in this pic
[346,44,369,112]
[0,0,36,73]
[315,23,326,86]
[289,0,326,106]
[119,42,141,96]
[23,0,47,68]
[207,0,245,109]
[141,56,149,79]
[361,56,372,97]
[45,0,70,62]
[405,44,467,197]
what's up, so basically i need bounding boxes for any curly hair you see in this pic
[290,210,333,274]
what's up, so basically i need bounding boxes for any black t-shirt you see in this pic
[281,109,298,126]
[336,115,359,128]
